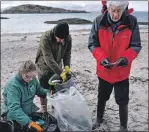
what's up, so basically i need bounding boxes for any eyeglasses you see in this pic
[24,73,36,79]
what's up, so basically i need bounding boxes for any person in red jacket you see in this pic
[88,1,142,131]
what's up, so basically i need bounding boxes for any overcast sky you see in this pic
[1,1,148,11]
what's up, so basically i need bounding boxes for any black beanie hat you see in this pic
[54,22,69,39]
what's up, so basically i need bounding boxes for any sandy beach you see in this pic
[1,28,148,131]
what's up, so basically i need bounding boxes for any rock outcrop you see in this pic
[0,17,9,19]
[2,4,88,14]
[44,18,92,24]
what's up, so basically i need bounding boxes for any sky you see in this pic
[1,1,148,12]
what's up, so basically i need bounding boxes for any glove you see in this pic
[116,57,128,67]
[60,71,67,82]
[64,66,70,73]
[100,58,113,69]
[29,121,43,132]
[36,119,45,126]
[60,66,70,82]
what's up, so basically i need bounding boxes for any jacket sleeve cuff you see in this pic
[122,48,138,64]
[92,47,108,62]
[28,119,33,126]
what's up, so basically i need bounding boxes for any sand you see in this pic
[1,29,148,131]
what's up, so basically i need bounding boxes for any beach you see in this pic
[1,29,148,131]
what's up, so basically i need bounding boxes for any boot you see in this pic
[92,101,106,130]
[118,105,128,132]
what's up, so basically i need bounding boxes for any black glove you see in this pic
[100,58,113,69]
[116,57,128,67]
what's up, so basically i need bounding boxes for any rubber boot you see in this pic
[118,105,128,132]
[92,101,106,130]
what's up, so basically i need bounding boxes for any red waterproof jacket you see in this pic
[88,10,142,83]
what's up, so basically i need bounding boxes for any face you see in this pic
[21,71,36,82]
[56,37,65,43]
[108,6,123,22]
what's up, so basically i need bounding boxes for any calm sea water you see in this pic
[1,11,148,34]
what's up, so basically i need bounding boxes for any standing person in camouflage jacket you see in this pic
[35,22,72,112]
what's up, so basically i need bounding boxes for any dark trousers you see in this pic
[98,77,129,105]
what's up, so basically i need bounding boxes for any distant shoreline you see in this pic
[1,10,148,14]
[1,12,91,14]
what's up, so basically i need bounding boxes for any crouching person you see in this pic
[2,60,59,132]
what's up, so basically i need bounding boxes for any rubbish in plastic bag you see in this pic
[0,112,60,132]
[29,112,60,132]
[47,84,92,131]
[49,74,74,93]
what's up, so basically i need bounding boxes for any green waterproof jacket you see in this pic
[2,72,49,126]
[35,28,72,76]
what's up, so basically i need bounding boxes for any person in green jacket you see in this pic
[2,60,50,132]
[35,22,72,112]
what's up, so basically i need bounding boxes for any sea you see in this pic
[1,11,148,34]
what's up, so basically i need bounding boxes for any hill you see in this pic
[2,4,88,14]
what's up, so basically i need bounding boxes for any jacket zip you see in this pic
[25,82,30,95]
[109,27,127,62]
[108,33,115,82]
[109,33,115,62]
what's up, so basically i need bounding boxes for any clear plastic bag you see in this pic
[47,81,92,131]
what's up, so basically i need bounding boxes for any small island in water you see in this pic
[2,4,88,14]
[0,17,9,19]
[44,18,148,25]
[44,18,92,24]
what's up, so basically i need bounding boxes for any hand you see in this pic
[100,58,113,69]
[29,121,43,132]
[60,71,67,82]
[64,66,70,74]
[116,57,128,67]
